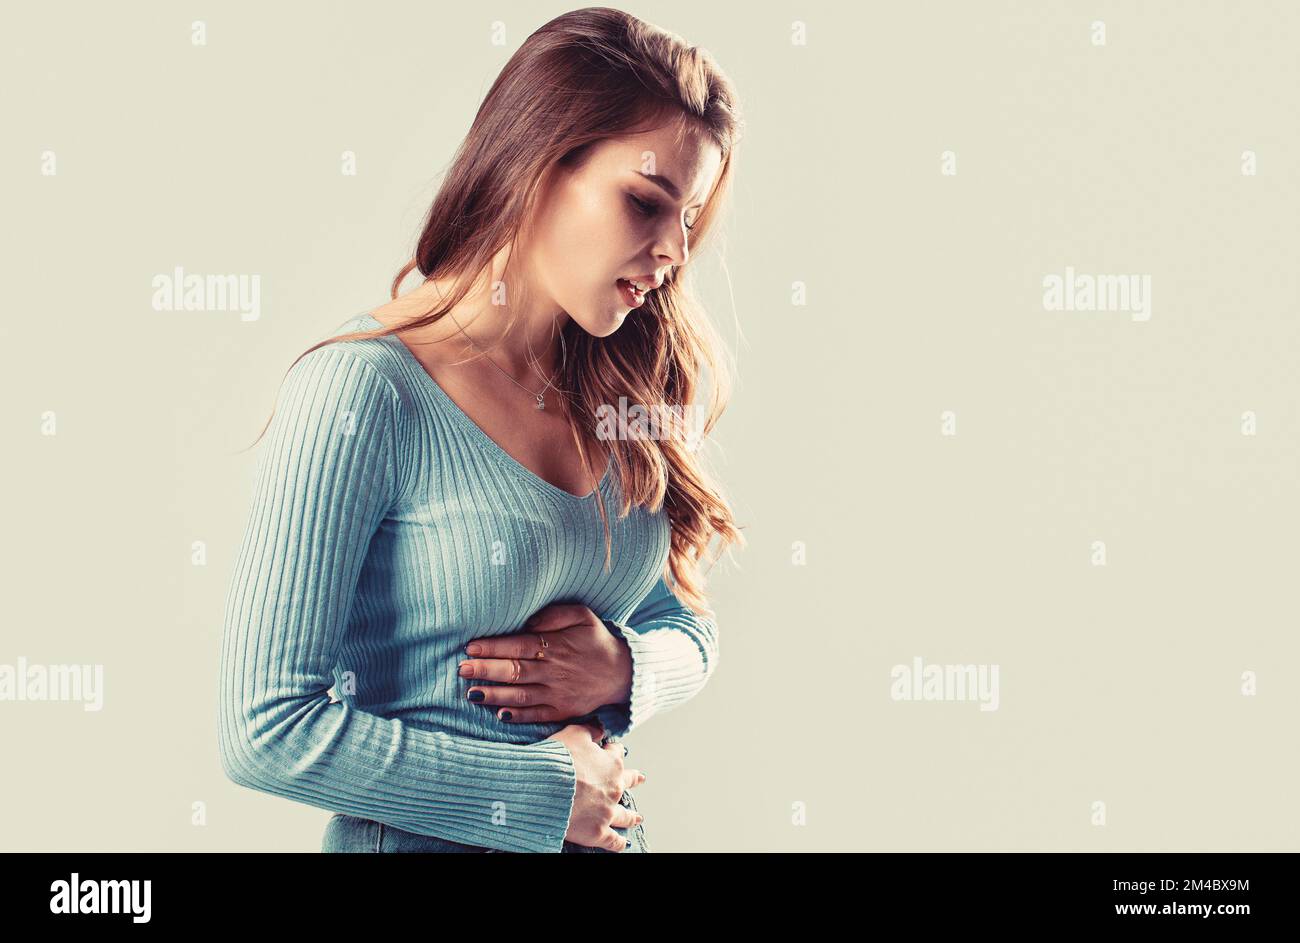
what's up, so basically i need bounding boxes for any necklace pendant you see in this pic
[535,394,546,410]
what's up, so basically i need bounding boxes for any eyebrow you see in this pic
[633,170,703,207]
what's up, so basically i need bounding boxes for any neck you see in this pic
[401,251,567,383]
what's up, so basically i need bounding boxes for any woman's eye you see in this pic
[629,194,697,232]
[629,194,659,218]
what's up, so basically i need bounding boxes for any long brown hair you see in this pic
[245,7,745,615]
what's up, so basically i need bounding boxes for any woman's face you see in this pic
[524,123,723,338]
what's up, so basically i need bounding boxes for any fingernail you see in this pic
[458,663,472,677]
[622,745,629,757]
[635,815,643,825]
[468,689,484,702]
[466,644,482,656]
[500,709,512,720]
[625,839,632,849]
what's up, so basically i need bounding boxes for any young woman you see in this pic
[218,7,745,854]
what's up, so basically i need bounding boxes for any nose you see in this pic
[654,218,690,268]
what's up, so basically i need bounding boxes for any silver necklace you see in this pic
[446,311,565,411]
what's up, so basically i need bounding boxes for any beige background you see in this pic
[3,1,1296,851]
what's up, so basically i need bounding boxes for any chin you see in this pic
[570,309,627,338]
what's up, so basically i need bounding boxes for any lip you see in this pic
[616,278,647,308]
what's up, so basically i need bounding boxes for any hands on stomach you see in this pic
[547,721,646,851]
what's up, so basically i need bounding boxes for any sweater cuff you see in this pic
[418,737,579,852]
[467,739,578,852]
[594,617,663,738]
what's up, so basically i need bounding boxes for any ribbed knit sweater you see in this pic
[218,312,719,853]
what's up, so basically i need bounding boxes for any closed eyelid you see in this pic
[664,194,706,213]
[630,192,698,228]
[633,171,705,210]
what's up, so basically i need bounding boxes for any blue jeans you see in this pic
[321,788,649,853]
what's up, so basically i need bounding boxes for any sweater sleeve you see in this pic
[593,575,720,739]
[218,345,578,853]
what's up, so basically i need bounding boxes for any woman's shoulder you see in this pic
[287,311,419,408]
[317,310,405,374]
[275,314,419,499]
[269,314,426,456]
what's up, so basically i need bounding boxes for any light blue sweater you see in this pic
[218,312,719,853]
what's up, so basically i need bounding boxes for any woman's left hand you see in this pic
[459,603,633,724]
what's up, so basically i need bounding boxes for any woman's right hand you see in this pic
[546,722,645,851]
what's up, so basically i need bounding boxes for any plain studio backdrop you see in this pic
[2,0,1297,851]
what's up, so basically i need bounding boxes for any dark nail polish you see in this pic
[500,710,512,720]
[625,839,632,849]
[468,689,484,702]
[622,745,629,757]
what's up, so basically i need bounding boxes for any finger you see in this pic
[600,827,630,852]
[585,720,607,742]
[465,635,553,661]
[621,767,646,791]
[465,683,546,707]
[609,805,642,829]
[493,704,561,724]
[523,603,591,633]
[459,657,542,684]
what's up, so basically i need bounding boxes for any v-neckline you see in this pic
[358,312,614,503]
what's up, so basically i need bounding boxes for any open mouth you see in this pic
[616,278,647,308]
